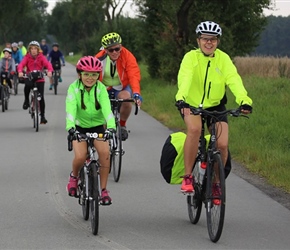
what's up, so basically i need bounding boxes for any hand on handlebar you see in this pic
[104,128,116,140]
[240,104,252,114]
[18,72,24,78]
[47,71,52,78]
[133,93,142,106]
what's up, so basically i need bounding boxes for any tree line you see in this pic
[1,0,288,82]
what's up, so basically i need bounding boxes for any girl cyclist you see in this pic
[66,56,116,205]
[18,41,53,124]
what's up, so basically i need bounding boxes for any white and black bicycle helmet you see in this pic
[28,40,40,48]
[196,21,222,37]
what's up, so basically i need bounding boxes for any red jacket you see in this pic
[95,47,141,94]
[18,52,53,82]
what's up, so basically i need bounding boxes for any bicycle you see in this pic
[109,94,139,182]
[52,61,61,95]
[0,71,10,112]
[185,105,248,243]
[68,131,109,235]
[22,70,44,132]
[13,64,19,95]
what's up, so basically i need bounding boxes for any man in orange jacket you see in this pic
[95,32,142,141]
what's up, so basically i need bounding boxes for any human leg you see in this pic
[67,140,87,197]
[23,79,32,109]
[95,139,112,204]
[181,113,202,192]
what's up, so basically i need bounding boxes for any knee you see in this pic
[186,125,201,137]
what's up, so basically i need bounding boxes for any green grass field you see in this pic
[67,56,290,193]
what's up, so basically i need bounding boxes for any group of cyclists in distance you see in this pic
[1,21,252,216]
[0,39,65,123]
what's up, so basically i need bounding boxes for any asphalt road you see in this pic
[0,63,290,250]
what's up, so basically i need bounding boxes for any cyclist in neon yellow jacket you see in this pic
[66,56,116,205]
[175,21,252,195]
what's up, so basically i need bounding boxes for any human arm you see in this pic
[175,51,196,102]
[223,55,252,106]
[18,50,23,62]
[98,82,116,130]
[65,82,78,131]
[59,51,65,65]
[123,48,141,95]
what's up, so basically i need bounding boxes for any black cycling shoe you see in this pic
[40,116,48,124]
[22,100,29,110]
[121,126,128,141]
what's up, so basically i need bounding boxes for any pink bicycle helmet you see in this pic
[76,56,102,72]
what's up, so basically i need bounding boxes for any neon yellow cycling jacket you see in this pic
[66,80,115,131]
[176,48,252,108]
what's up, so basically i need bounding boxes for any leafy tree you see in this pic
[0,0,47,44]
[134,0,272,81]
[254,16,290,56]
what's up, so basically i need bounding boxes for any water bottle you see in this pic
[198,161,207,183]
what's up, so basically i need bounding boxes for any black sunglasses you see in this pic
[107,47,121,53]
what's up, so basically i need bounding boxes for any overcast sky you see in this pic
[47,0,290,17]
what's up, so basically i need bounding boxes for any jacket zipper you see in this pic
[200,60,211,106]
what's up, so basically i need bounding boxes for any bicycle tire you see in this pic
[1,87,5,112]
[34,93,39,132]
[13,75,18,95]
[89,162,100,235]
[79,167,89,221]
[187,162,203,224]
[111,122,123,182]
[4,87,8,110]
[205,153,225,243]
[54,73,58,95]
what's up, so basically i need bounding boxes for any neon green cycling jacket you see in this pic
[176,48,252,108]
[66,79,115,131]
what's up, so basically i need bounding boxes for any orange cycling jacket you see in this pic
[95,46,141,94]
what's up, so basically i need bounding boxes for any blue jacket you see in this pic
[11,50,23,64]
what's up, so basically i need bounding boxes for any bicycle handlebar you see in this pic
[110,98,139,115]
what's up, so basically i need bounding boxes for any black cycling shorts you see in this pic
[75,125,105,134]
[179,103,228,128]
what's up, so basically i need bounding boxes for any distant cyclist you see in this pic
[0,48,16,93]
[47,42,65,90]
[11,42,23,64]
[18,41,53,124]
[66,56,116,205]
[40,39,49,57]
[18,41,27,57]
[95,32,142,141]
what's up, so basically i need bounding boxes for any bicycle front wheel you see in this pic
[54,73,58,95]
[13,75,18,95]
[111,122,123,182]
[89,162,100,235]
[34,94,39,132]
[205,153,225,243]
[1,87,5,112]
[79,167,89,221]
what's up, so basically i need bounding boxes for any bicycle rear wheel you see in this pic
[4,87,8,110]
[79,167,89,221]
[54,73,58,95]
[1,87,5,112]
[111,122,123,182]
[89,162,100,235]
[205,153,225,243]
